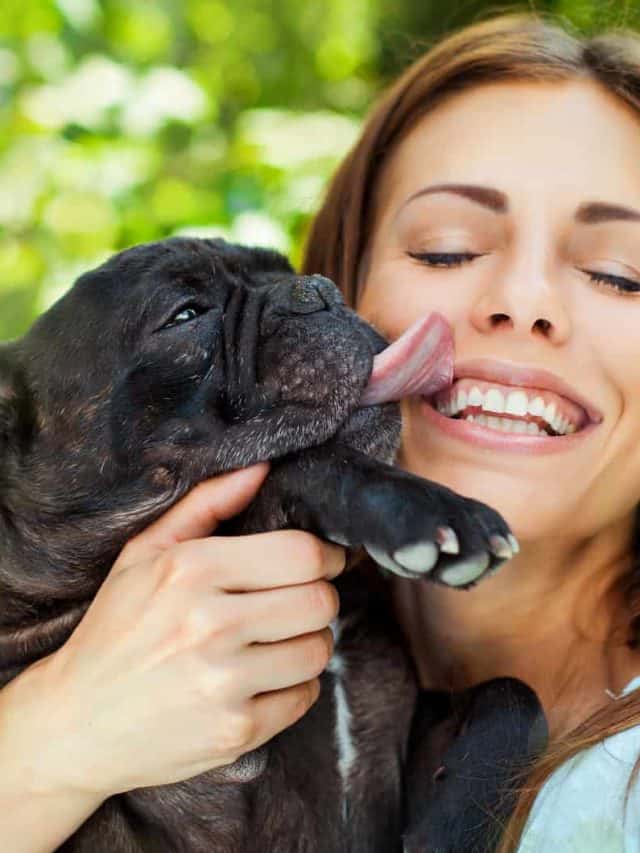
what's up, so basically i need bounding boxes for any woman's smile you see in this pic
[419,390,602,455]
[416,353,605,454]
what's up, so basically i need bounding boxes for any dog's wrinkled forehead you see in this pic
[99,236,295,291]
[24,237,296,368]
[51,237,293,323]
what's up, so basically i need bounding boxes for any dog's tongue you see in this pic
[360,312,454,406]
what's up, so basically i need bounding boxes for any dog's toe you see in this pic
[437,552,490,587]
[365,542,416,578]
[325,531,350,546]
[393,542,438,574]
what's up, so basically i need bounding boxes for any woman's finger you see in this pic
[226,581,340,643]
[247,679,323,752]
[153,532,346,594]
[235,628,334,695]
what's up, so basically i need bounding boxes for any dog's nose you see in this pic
[263,276,344,329]
[287,275,342,315]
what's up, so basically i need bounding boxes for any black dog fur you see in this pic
[0,237,546,852]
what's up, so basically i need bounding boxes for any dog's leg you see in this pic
[402,678,547,853]
[228,443,515,589]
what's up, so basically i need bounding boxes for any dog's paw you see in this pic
[358,475,517,588]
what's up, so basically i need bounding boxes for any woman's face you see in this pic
[358,80,640,546]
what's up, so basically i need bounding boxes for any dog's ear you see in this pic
[0,353,14,448]
[0,349,29,470]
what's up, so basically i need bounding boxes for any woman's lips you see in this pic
[452,358,603,426]
[431,378,587,433]
[419,395,600,455]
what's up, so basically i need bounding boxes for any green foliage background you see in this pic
[1,0,637,339]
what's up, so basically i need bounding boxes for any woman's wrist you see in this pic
[0,656,108,851]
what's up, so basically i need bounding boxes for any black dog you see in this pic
[0,237,544,852]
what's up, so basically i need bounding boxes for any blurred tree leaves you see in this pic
[0,0,636,339]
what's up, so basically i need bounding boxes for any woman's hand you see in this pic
[0,462,345,810]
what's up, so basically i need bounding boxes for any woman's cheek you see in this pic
[358,263,448,336]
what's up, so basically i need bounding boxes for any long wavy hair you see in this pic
[301,11,640,849]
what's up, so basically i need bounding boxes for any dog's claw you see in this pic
[489,534,513,560]
[435,525,460,555]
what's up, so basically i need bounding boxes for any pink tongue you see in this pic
[360,312,454,406]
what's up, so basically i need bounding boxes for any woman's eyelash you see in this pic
[406,251,482,267]
[406,252,640,294]
[577,269,640,294]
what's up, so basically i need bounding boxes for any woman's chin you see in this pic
[396,447,575,546]
[398,400,591,538]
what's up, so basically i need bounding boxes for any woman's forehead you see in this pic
[375,79,640,223]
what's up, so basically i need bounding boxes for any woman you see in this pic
[304,11,640,850]
[1,11,639,852]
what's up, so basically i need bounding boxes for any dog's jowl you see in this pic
[0,238,531,853]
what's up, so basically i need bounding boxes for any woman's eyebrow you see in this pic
[399,184,508,215]
[574,201,640,224]
[398,183,640,225]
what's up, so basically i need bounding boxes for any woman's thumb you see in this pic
[119,462,271,559]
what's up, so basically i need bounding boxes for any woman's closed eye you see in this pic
[406,250,485,267]
[577,269,640,295]
[406,250,640,295]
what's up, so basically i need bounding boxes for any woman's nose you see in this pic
[468,261,572,345]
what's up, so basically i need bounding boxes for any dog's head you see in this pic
[23,238,386,464]
[0,237,453,620]
[0,238,394,611]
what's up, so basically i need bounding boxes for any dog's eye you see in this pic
[163,305,205,329]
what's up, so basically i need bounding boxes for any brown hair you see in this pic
[301,11,640,850]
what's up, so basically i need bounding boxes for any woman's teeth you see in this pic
[434,385,579,436]
[458,413,550,435]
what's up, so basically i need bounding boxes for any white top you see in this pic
[518,675,640,852]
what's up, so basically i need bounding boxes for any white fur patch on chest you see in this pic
[328,617,357,820]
